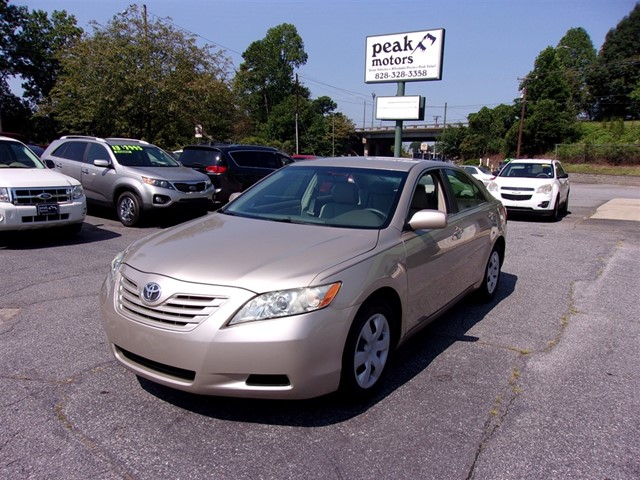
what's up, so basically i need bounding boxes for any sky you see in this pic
[14,0,639,128]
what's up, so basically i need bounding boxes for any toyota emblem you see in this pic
[142,282,161,302]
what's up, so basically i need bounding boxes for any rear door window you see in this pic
[230,151,279,169]
[180,148,222,167]
[53,141,88,163]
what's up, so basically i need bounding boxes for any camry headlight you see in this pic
[142,176,174,189]
[536,184,553,194]
[108,250,126,282]
[229,282,342,325]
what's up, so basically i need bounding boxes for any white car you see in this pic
[0,136,86,235]
[487,159,570,221]
[462,165,494,185]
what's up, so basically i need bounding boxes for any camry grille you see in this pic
[116,273,227,330]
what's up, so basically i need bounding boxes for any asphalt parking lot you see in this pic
[1,182,639,479]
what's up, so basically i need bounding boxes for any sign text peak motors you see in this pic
[365,29,445,84]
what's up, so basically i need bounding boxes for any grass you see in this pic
[563,163,640,176]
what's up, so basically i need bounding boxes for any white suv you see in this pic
[487,158,570,221]
[42,136,213,226]
[0,136,86,236]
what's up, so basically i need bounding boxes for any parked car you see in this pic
[178,143,293,207]
[462,165,494,185]
[41,136,213,226]
[0,136,86,236]
[100,156,507,400]
[487,158,570,221]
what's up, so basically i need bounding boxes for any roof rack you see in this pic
[60,135,106,142]
[105,138,150,145]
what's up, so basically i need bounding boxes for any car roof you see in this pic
[0,135,23,143]
[507,158,557,164]
[183,143,280,153]
[287,156,446,173]
[56,135,152,146]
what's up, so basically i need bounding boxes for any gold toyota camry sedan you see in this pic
[100,157,507,400]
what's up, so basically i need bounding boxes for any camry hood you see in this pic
[123,213,379,292]
[0,168,80,188]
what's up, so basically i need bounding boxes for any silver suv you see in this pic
[42,136,213,226]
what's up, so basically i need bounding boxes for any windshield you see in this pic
[0,140,46,169]
[109,144,181,167]
[223,165,406,229]
[500,162,554,179]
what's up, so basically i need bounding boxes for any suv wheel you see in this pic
[117,191,142,227]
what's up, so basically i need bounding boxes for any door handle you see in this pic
[453,226,463,240]
[81,168,89,174]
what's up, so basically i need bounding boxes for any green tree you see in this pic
[556,27,597,119]
[523,47,573,107]
[234,23,308,128]
[512,47,577,156]
[44,5,234,147]
[506,99,579,157]
[12,8,82,107]
[0,0,26,131]
[437,123,469,160]
[587,3,640,120]
[466,104,517,157]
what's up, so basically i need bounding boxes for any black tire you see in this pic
[476,246,502,302]
[340,300,395,401]
[549,196,561,222]
[560,191,569,216]
[117,191,142,227]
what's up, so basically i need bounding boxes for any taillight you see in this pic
[205,165,227,174]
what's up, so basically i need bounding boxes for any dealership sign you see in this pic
[365,29,445,84]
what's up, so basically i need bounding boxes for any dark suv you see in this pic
[178,144,293,207]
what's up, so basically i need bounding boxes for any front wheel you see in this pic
[476,247,502,302]
[340,301,395,401]
[117,191,143,227]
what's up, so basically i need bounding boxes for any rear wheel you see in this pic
[117,191,142,227]
[340,301,394,401]
[476,247,502,302]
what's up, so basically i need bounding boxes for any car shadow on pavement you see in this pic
[0,221,121,249]
[87,204,209,229]
[137,271,518,426]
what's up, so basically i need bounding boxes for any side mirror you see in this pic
[228,191,242,202]
[408,210,448,230]
[93,159,111,168]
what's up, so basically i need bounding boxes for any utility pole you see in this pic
[516,79,527,158]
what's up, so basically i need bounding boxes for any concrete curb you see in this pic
[569,173,640,187]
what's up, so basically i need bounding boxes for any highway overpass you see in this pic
[355,123,463,156]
